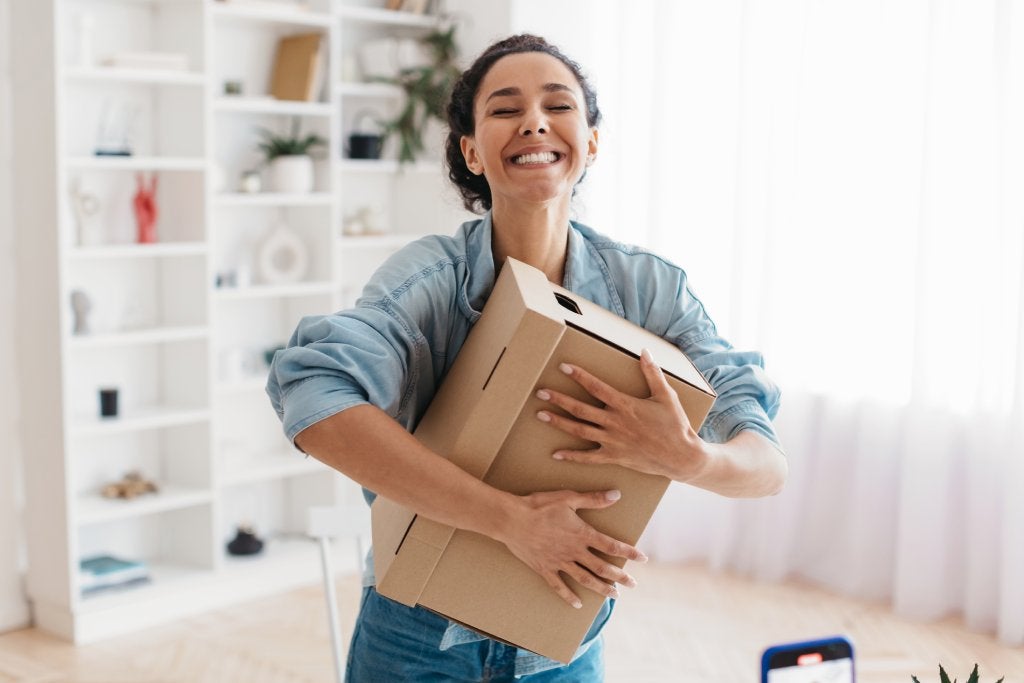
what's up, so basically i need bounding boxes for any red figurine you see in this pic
[133,173,158,244]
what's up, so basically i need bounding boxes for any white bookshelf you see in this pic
[13,0,482,644]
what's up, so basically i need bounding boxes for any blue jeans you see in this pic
[345,587,605,682]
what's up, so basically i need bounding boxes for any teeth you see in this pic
[512,152,558,165]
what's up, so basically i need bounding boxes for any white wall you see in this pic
[0,0,29,633]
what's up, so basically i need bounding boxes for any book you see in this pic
[79,554,150,592]
[270,33,324,102]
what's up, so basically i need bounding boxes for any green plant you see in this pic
[256,117,326,163]
[912,663,1004,683]
[376,24,461,163]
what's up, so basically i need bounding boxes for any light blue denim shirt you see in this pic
[266,212,781,675]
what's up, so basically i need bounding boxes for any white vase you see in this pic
[268,155,314,193]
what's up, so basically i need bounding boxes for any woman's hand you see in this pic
[535,348,709,482]
[495,488,647,609]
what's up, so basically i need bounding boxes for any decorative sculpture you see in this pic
[133,173,158,244]
[70,289,93,335]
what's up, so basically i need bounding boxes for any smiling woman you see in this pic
[267,33,785,682]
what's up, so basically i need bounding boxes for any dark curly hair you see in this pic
[444,34,602,214]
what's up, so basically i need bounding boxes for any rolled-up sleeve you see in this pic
[658,272,782,449]
[266,303,425,444]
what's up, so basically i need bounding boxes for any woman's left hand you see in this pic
[535,348,709,482]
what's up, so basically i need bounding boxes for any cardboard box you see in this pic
[372,258,716,663]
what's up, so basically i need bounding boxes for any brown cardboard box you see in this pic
[371,258,716,663]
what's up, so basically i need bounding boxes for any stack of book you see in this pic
[79,554,151,596]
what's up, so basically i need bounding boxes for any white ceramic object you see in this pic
[268,155,314,193]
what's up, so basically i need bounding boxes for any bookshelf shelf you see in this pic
[77,487,212,526]
[335,5,438,28]
[210,3,333,28]
[71,407,211,437]
[213,97,333,117]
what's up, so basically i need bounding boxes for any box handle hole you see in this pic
[554,292,581,315]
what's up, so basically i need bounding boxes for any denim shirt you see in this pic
[266,212,781,674]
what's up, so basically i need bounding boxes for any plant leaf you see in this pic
[966,663,979,683]
[939,664,953,683]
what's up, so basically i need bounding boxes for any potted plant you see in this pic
[376,24,461,164]
[256,117,326,193]
[912,663,1004,683]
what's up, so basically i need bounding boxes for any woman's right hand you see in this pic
[496,489,648,608]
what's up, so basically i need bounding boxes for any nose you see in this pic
[519,109,548,136]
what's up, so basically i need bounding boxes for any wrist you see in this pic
[469,488,520,542]
[677,437,717,484]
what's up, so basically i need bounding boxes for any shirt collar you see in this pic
[462,212,621,316]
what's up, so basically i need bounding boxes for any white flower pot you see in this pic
[268,155,314,194]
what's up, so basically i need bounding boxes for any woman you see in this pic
[268,34,786,682]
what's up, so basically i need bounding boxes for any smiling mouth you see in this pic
[510,151,561,165]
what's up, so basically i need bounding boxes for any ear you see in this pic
[460,136,484,176]
[586,127,599,167]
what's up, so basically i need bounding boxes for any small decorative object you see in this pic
[343,205,387,236]
[215,270,237,289]
[375,25,461,163]
[347,132,383,160]
[133,173,158,243]
[912,664,1003,683]
[94,99,138,156]
[98,387,119,417]
[257,118,325,193]
[258,222,308,284]
[223,79,244,96]
[69,177,102,246]
[70,289,93,335]
[100,471,158,500]
[239,169,262,194]
[346,110,384,160]
[226,524,264,556]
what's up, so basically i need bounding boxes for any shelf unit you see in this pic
[14,0,484,644]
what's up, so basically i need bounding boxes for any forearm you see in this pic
[294,404,517,538]
[684,430,787,498]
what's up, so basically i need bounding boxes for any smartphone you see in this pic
[760,636,855,683]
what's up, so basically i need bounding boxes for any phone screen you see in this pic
[762,637,855,683]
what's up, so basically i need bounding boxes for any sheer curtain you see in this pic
[527,0,1024,644]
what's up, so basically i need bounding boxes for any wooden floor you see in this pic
[0,562,1021,682]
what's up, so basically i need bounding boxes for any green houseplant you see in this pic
[256,117,326,193]
[912,663,1004,683]
[377,24,461,164]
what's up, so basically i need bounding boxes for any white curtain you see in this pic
[528,0,1024,645]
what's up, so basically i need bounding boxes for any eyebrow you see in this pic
[484,83,575,102]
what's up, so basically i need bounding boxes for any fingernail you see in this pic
[536,411,551,423]
[605,490,621,501]
[536,389,551,401]
[609,588,620,599]
[552,452,564,460]
[641,348,654,364]
[572,600,582,609]
[624,575,637,588]
[638,551,649,563]
[559,363,573,375]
